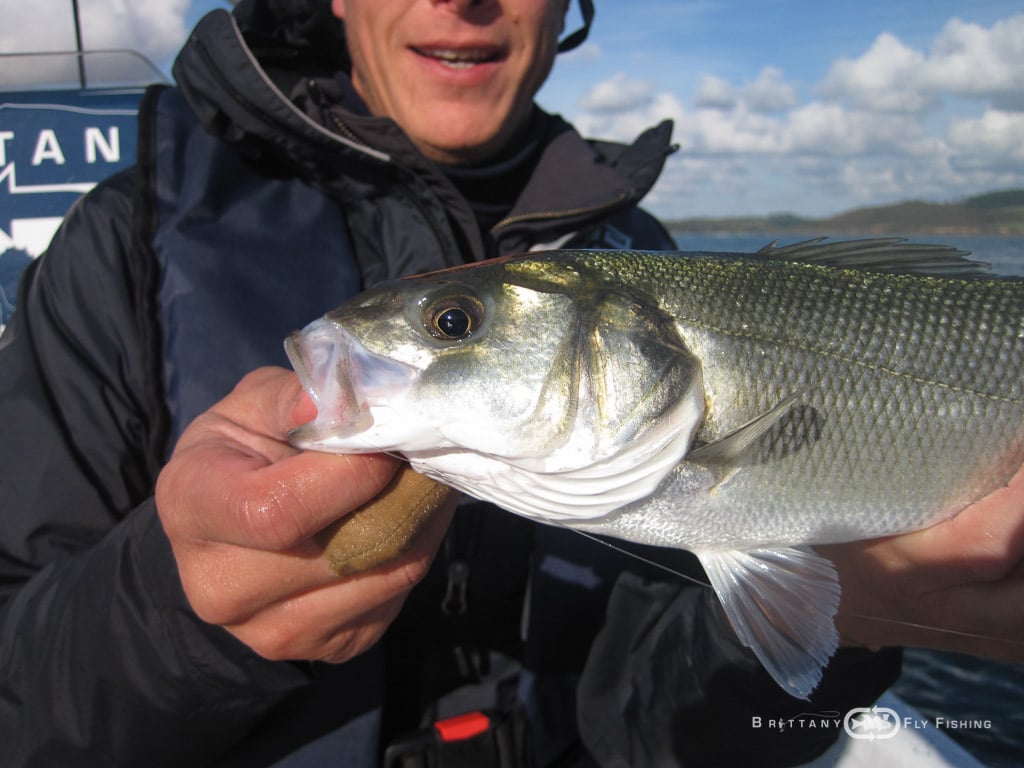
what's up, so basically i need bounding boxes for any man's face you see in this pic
[332,0,568,165]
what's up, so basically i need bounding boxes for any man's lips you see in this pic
[410,46,504,69]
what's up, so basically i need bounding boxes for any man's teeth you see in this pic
[421,49,494,68]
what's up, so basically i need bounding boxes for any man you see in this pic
[1,1,1020,766]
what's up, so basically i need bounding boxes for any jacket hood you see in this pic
[231,0,348,76]
[171,0,675,251]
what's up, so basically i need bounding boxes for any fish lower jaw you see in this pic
[287,398,447,454]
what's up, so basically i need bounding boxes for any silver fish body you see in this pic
[286,240,1024,698]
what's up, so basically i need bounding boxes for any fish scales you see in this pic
[286,242,1024,698]
[559,250,1024,548]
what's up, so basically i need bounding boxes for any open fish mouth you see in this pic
[285,320,418,449]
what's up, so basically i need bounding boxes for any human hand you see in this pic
[822,464,1024,661]
[155,367,455,663]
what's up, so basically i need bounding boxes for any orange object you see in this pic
[434,711,491,742]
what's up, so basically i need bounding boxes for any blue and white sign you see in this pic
[0,88,141,327]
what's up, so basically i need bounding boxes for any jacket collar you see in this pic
[172,3,675,249]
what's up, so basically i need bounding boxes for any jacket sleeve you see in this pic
[0,172,308,766]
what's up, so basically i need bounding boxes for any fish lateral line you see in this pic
[676,315,1023,407]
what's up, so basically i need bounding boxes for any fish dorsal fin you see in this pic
[696,547,841,699]
[757,237,988,277]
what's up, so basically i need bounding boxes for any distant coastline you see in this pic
[666,189,1024,237]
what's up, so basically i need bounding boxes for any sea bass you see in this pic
[285,239,1024,698]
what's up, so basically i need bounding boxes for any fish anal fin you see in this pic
[696,547,840,700]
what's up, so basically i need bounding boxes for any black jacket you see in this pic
[0,2,899,766]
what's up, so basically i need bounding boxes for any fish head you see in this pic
[287,253,705,484]
[287,259,576,459]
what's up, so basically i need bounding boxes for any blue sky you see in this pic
[4,0,1023,219]
[540,1,1024,219]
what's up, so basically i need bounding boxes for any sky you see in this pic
[2,0,1023,220]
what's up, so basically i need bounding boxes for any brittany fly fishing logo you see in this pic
[843,705,902,741]
[750,705,906,739]
[750,711,844,733]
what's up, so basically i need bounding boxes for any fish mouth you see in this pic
[285,320,418,449]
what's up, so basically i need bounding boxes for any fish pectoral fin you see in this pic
[688,390,822,473]
[695,546,840,700]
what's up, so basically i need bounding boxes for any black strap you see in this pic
[558,0,595,53]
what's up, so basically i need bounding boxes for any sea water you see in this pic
[670,231,1024,277]
[673,231,1024,767]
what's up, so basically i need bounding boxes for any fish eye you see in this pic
[436,307,471,338]
[424,296,485,341]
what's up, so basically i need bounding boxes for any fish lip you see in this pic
[285,320,418,447]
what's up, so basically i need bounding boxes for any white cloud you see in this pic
[79,0,191,62]
[683,107,783,155]
[0,0,196,87]
[0,0,77,53]
[573,13,1024,218]
[575,88,686,145]
[922,16,1024,108]
[743,67,799,113]
[948,109,1024,167]
[782,103,943,158]
[579,77,937,161]
[580,73,655,113]
[696,68,797,113]
[0,0,192,85]
[783,102,865,154]
[820,33,932,113]
[820,15,1024,114]
[694,74,736,110]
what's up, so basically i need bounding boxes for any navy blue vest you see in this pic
[149,88,363,446]
[143,87,653,767]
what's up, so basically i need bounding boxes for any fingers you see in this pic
[172,448,400,550]
[930,573,1024,661]
[828,462,1024,660]
[225,498,455,662]
[155,366,455,664]
[210,365,317,438]
[158,367,401,551]
[180,490,455,632]
[917,464,1024,583]
[832,561,1024,661]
